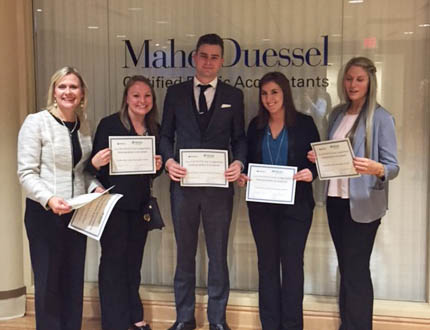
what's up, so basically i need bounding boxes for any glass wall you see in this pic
[32,0,430,302]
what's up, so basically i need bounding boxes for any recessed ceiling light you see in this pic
[36,8,43,12]
[88,26,99,30]
[116,35,127,38]
[404,31,414,35]
[128,7,143,11]
[349,0,364,3]
[418,23,430,27]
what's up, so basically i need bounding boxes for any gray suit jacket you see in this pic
[328,104,400,223]
[160,79,247,172]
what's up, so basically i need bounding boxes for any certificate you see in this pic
[311,138,360,180]
[246,163,297,205]
[66,186,114,209]
[68,192,123,240]
[180,149,228,188]
[109,136,155,175]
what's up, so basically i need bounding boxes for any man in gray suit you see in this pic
[160,33,247,330]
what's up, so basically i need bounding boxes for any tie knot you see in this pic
[198,84,211,93]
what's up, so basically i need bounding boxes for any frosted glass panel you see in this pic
[33,0,429,302]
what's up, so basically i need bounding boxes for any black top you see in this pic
[50,112,82,167]
[246,112,320,220]
[87,113,161,213]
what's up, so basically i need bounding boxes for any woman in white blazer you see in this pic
[17,67,101,330]
[309,57,399,330]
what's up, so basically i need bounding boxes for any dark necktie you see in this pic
[198,84,211,114]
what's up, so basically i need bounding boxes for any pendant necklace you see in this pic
[267,126,285,165]
[59,115,78,136]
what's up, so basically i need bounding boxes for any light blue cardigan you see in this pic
[328,104,400,223]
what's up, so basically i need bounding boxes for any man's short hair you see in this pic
[196,33,224,57]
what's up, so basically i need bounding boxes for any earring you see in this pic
[54,99,58,109]
[80,100,84,109]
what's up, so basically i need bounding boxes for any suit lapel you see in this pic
[287,125,296,164]
[353,115,366,154]
[206,82,223,133]
[329,105,366,154]
[183,81,201,133]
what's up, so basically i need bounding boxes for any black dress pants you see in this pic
[248,202,313,330]
[98,208,149,330]
[24,199,87,330]
[327,197,380,330]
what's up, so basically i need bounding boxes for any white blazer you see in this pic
[17,110,99,208]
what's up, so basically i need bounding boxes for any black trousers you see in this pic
[170,184,233,325]
[24,199,87,330]
[326,197,380,330]
[248,202,313,330]
[98,208,149,330]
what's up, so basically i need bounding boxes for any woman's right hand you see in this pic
[48,196,72,216]
[307,150,316,163]
[237,173,250,187]
[92,148,111,170]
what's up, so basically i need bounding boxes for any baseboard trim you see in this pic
[25,290,430,330]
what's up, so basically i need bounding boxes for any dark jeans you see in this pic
[25,199,87,330]
[248,202,313,330]
[171,184,233,325]
[99,208,149,330]
[327,197,380,330]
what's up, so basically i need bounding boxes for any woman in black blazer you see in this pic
[238,72,319,330]
[89,76,162,330]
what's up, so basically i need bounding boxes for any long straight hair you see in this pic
[338,57,378,157]
[119,75,159,138]
[256,71,298,129]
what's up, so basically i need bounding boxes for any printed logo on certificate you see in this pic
[246,163,297,205]
[180,149,228,188]
[109,136,156,175]
[311,138,360,180]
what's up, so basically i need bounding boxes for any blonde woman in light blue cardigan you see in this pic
[309,57,399,330]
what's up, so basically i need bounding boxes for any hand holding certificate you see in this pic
[311,138,359,180]
[109,136,156,175]
[246,163,297,204]
[180,149,228,188]
[68,188,122,240]
[66,186,114,209]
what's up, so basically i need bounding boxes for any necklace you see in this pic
[59,116,78,135]
[266,126,285,165]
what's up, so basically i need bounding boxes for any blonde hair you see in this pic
[46,66,89,122]
[338,57,378,158]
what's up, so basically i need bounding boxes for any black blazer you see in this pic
[160,79,247,166]
[246,112,320,220]
[89,113,160,212]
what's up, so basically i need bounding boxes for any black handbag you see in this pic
[143,180,165,231]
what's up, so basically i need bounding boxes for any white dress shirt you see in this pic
[193,77,218,112]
